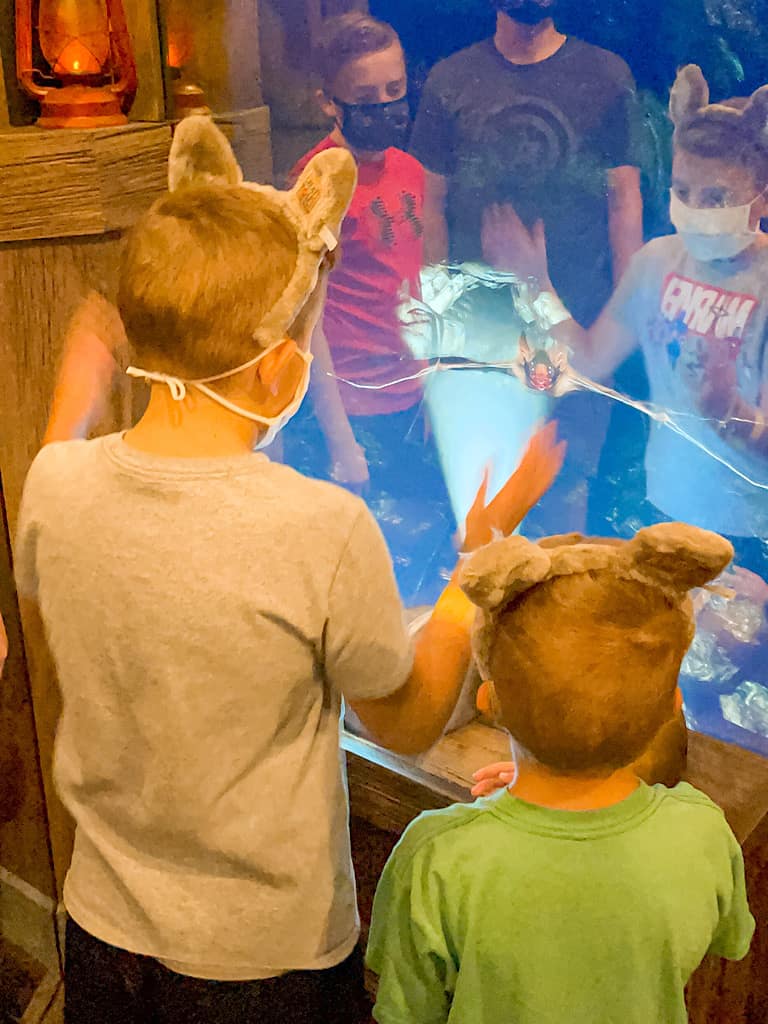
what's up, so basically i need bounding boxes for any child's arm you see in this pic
[367,842,454,1024]
[308,321,369,489]
[607,165,644,286]
[43,292,130,445]
[707,827,755,962]
[423,169,450,265]
[481,204,638,381]
[345,424,564,756]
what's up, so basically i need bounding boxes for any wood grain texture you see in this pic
[0,37,9,128]
[124,0,167,121]
[0,480,57,899]
[0,125,171,244]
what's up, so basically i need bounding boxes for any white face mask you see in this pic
[127,340,313,451]
[669,191,761,262]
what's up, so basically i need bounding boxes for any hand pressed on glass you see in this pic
[462,422,566,552]
[481,203,550,287]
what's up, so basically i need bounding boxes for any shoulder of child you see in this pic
[388,798,496,876]
[657,780,729,820]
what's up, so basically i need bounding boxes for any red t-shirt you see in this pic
[291,138,426,417]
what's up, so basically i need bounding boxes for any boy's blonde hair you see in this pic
[489,571,692,774]
[313,13,400,91]
[118,185,299,379]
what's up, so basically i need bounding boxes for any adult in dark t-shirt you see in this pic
[410,0,643,326]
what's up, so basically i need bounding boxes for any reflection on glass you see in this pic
[271,5,768,757]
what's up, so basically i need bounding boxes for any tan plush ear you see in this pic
[285,147,358,248]
[670,65,709,128]
[460,536,552,612]
[168,115,243,192]
[742,85,768,145]
[627,523,734,594]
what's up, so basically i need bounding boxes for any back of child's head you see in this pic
[460,523,734,776]
[489,570,692,774]
[313,12,400,92]
[671,65,768,190]
[118,185,299,380]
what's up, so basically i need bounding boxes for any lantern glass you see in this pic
[38,0,111,79]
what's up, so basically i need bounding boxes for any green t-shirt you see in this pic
[367,782,754,1024]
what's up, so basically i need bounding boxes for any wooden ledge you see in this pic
[0,123,172,245]
[344,722,768,845]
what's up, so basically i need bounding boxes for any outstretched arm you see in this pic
[348,424,565,755]
[481,204,637,380]
[43,292,130,445]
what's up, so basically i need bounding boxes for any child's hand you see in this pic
[462,422,565,552]
[481,204,549,287]
[471,761,516,797]
[330,438,370,494]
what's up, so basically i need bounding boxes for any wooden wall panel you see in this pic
[124,0,167,121]
[0,480,57,899]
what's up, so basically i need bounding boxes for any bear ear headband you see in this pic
[460,522,734,678]
[670,63,768,141]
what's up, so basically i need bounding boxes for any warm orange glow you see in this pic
[38,0,110,77]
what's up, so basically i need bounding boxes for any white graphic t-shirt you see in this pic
[607,235,768,538]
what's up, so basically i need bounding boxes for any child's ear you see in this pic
[628,523,734,594]
[476,681,502,722]
[256,339,298,393]
[670,65,709,129]
[318,89,339,122]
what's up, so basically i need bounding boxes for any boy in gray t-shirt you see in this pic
[15,120,562,1023]
[482,64,768,582]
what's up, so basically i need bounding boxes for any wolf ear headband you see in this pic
[460,522,734,678]
[166,115,358,348]
[670,64,768,142]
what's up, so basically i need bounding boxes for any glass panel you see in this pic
[266,0,768,758]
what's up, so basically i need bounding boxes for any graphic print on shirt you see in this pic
[650,272,759,375]
[459,95,577,191]
[369,192,424,247]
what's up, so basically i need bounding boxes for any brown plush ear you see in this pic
[460,536,552,612]
[627,523,733,594]
[670,65,709,128]
[742,85,768,144]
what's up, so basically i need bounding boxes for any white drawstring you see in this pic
[127,367,187,401]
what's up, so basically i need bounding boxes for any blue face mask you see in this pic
[333,96,411,153]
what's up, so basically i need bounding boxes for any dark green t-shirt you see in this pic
[368,782,753,1024]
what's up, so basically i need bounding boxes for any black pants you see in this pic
[64,918,372,1024]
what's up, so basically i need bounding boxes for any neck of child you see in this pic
[124,385,265,457]
[509,756,640,811]
[330,124,387,165]
[494,15,566,64]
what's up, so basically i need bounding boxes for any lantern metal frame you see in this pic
[15,0,138,128]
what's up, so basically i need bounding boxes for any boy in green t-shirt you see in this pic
[367,523,754,1024]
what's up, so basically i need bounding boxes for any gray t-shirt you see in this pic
[605,235,768,537]
[15,435,413,980]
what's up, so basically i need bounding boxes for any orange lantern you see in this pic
[16,0,138,128]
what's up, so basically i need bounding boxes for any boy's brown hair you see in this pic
[489,571,692,774]
[118,186,298,379]
[313,12,399,92]
[460,523,734,776]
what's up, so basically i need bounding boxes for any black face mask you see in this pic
[333,96,411,153]
[494,1,557,25]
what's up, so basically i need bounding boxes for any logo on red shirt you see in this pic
[369,192,424,247]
